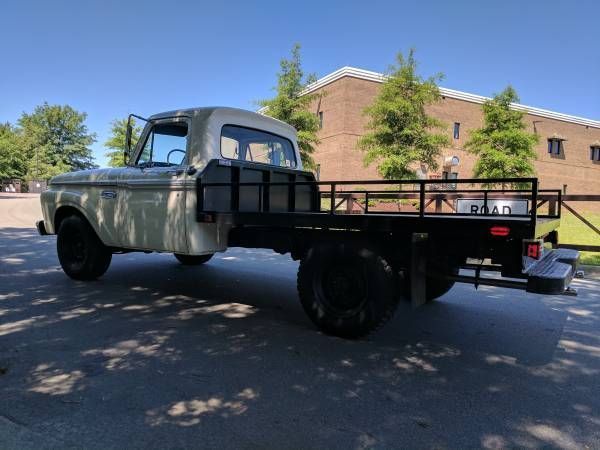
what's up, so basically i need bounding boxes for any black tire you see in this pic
[425,274,457,302]
[425,261,459,301]
[297,243,399,339]
[57,215,112,280]
[174,253,213,265]
[403,264,458,303]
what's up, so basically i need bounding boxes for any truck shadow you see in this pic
[1,228,599,449]
[101,246,570,367]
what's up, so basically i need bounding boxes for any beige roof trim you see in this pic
[302,66,600,129]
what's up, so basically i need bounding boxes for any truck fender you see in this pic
[52,197,112,245]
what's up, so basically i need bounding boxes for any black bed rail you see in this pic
[197,174,562,225]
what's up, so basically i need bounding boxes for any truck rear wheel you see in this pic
[425,277,456,301]
[297,243,399,339]
[425,262,459,302]
[404,264,458,303]
[57,215,112,280]
[174,253,213,265]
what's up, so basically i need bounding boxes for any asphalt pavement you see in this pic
[1,193,599,449]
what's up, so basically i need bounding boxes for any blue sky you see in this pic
[1,0,598,167]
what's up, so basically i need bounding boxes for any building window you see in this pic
[453,122,460,139]
[591,146,600,161]
[548,138,562,155]
[318,111,323,129]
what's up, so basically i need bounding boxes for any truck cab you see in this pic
[40,107,306,256]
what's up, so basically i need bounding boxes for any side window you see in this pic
[220,125,297,169]
[453,122,460,139]
[137,122,188,167]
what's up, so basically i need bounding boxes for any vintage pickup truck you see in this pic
[37,107,579,338]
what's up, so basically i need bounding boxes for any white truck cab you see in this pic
[40,107,301,260]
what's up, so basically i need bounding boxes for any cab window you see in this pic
[137,122,188,167]
[220,125,297,168]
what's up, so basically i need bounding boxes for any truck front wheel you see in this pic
[174,253,213,265]
[57,215,112,280]
[297,243,399,339]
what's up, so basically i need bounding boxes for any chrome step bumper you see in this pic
[526,248,580,295]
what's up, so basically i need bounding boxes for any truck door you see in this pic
[117,118,189,252]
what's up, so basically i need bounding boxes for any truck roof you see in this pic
[149,107,296,133]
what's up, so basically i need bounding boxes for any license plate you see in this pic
[456,198,529,215]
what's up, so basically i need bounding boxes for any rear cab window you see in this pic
[220,125,297,169]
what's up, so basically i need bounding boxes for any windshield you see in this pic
[136,122,188,167]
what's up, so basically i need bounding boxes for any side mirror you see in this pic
[124,113,149,167]
[126,122,132,150]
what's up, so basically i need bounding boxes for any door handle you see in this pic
[101,190,117,199]
[166,168,185,176]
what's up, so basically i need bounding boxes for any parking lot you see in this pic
[1,193,599,449]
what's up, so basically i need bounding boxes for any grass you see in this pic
[558,210,600,265]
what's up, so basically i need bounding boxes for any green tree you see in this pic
[358,49,450,179]
[0,123,27,180]
[18,102,97,180]
[465,86,538,186]
[259,44,321,170]
[104,117,142,167]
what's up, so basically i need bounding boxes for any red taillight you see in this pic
[490,225,510,237]
[526,242,542,259]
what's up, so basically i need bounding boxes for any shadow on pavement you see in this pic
[1,227,599,449]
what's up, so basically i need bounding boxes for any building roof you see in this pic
[302,66,600,129]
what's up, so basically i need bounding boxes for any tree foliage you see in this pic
[259,44,321,170]
[104,117,142,167]
[18,103,97,180]
[0,123,27,180]
[358,49,450,179]
[465,86,538,186]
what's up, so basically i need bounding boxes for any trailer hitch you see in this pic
[473,259,484,290]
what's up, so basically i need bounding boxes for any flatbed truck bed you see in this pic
[196,158,579,324]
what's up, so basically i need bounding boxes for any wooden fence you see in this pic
[329,192,600,253]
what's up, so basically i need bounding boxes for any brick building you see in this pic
[305,67,600,195]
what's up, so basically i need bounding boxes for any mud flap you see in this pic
[411,233,428,309]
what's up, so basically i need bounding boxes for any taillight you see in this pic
[526,241,542,259]
[490,225,510,237]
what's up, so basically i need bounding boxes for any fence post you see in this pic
[435,195,442,213]
[345,194,353,214]
[419,182,425,217]
[330,184,336,215]
[549,198,556,216]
